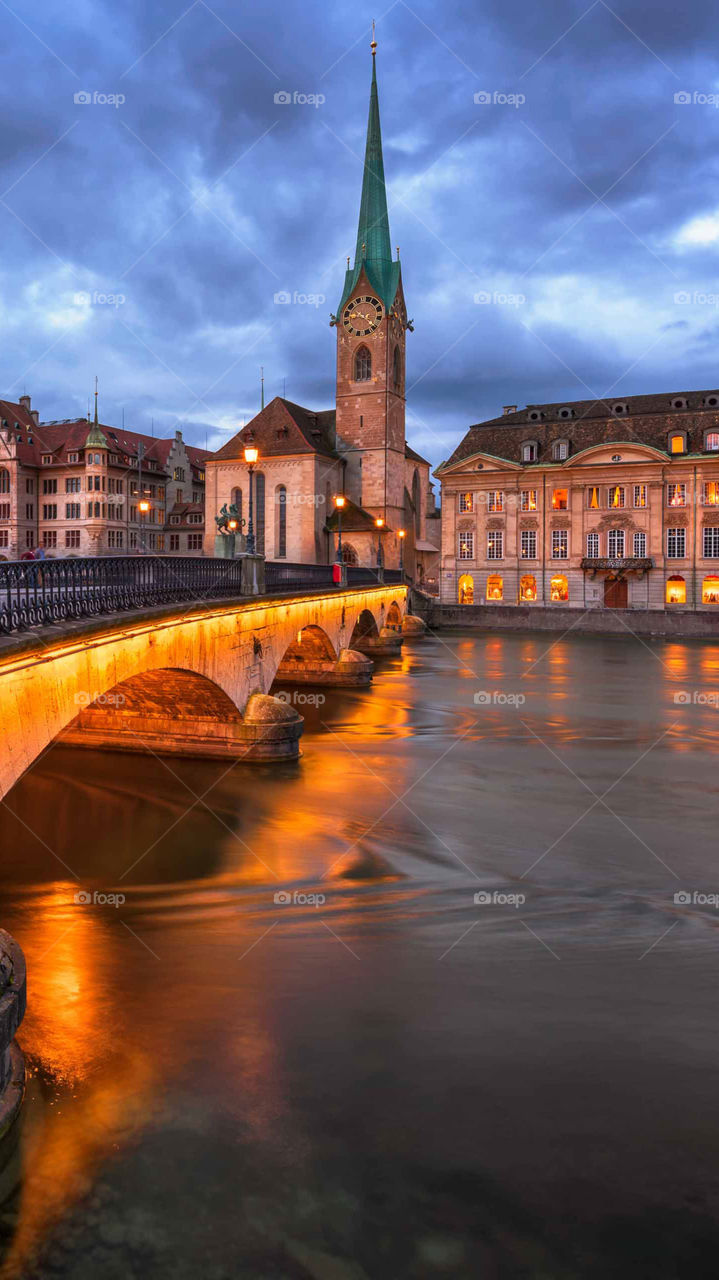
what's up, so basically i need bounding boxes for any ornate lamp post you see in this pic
[375,517,385,573]
[334,495,346,563]
[138,499,150,554]
[398,528,406,574]
[243,445,259,554]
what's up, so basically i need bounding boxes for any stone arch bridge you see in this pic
[0,584,424,799]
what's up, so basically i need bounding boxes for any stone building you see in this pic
[205,42,440,584]
[436,391,719,611]
[0,392,210,558]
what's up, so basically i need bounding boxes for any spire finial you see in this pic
[94,375,99,427]
[371,19,377,56]
[260,365,265,410]
[396,245,400,259]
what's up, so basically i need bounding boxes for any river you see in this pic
[0,629,717,1278]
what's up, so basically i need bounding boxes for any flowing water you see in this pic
[0,629,718,1278]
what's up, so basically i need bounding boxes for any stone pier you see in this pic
[353,625,403,657]
[401,614,427,637]
[275,646,373,687]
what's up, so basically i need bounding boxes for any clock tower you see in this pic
[333,34,411,560]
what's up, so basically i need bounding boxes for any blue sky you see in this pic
[2,0,719,468]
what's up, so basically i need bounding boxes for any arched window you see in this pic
[702,575,719,604]
[412,469,421,534]
[393,345,402,393]
[254,471,265,555]
[550,574,569,602]
[486,574,503,601]
[341,542,359,565]
[0,469,9,494]
[275,485,287,558]
[354,346,372,381]
[458,573,474,605]
[520,574,537,602]
[666,575,686,604]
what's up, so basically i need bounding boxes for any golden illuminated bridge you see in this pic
[0,557,426,799]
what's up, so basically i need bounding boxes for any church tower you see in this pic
[333,32,411,561]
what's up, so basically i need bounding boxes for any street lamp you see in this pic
[334,495,346,563]
[243,445,259,554]
[398,528,406,573]
[375,516,385,570]
[138,499,150,554]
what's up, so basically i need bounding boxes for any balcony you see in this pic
[581,557,653,577]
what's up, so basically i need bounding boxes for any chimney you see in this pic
[503,405,518,416]
[19,394,31,413]
[31,410,39,426]
[175,429,182,440]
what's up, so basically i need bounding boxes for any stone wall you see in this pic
[436,602,719,638]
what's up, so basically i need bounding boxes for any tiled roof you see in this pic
[1,409,214,470]
[441,388,719,470]
[212,397,338,461]
[324,497,391,533]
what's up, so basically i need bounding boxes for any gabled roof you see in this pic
[325,497,392,533]
[212,396,338,461]
[405,442,430,467]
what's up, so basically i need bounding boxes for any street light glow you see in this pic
[138,500,150,513]
[243,445,259,465]
[334,495,346,509]
[375,517,384,528]
[398,529,406,539]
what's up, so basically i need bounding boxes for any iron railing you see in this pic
[0,557,406,636]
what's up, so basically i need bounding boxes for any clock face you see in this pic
[342,295,383,337]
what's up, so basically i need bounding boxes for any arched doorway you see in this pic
[458,574,474,605]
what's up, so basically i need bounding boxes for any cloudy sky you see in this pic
[1,0,718,469]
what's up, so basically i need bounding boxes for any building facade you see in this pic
[436,392,719,611]
[205,43,440,584]
[0,393,209,558]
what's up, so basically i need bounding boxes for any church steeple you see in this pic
[338,33,400,313]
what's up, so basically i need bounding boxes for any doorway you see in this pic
[604,576,628,608]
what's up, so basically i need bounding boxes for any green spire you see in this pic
[85,376,108,448]
[338,36,400,313]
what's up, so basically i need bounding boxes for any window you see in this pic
[487,531,503,559]
[458,574,474,605]
[157,535,165,551]
[703,527,719,558]
[68,452,78,463]
[26,504,33,520]
[519,574,537,602]
[25,531,33,549]
[41,455,52,465]
[521,442,537,462]
[130,532,137,549]
[586,486,600,510]
[458,532,474,560]
[704,482,719,505]
[188,533,203,551]
[354,346,372,381]
[552,440,568,461]
[552,488,568,510]
[486,574,503,601]
[174,467,185,482]
[633,485,647,508]
[42,478,57,495]
[255,472,265,554]
[666,575,686,604]
[607,529,625,558]
[521,530,537,559]
[275,485,287,558]
[42,530,57,548]
[487,490,503,513]
[42,504,57,520]
[0,503,9,520]
[608,485,625,509]
[552,530,568,558]
[586,532,600,557]
[458,492,473,513]
[667,483,686,507]
[667,528,686,558]
[520,490,537,511]
[66,477,81,493]
[705,433,719,451]
[65,531,80,549]
[634,532,646,558]
[25,478,34,494]
[669,434,685,454]
[393,345,402,392]
[65,503,80,519]
[0,470,8,494]
[550,574,569,601]
[0,531,8,547]
[702,575,719,604]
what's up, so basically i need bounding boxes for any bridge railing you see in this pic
[0,557,405,635]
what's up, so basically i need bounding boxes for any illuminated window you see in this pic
[702,575,719,603]
[703,527,719,558]
[705,433,719,452]
[458,532,474,560]
[520,489,537,511]
[667,528,686,559]
[354,346,372,381]
[458,573,474,604]
[550,574,569,601]
[520,530,537,558]
[704,481,719,505]
[667,483,686,507]
[551,529,568,558]
[519,574,537,601]
[487,531,503,559]
[586,532,600,557]
[552,488,568,510]
[634,532,646,557]
[586,486,600,510]
[458,492,473,512]
[669,434,685,454]
[486,574,503,601]
[666,575,686,604]
[608,485,625,509]
[608,529,625,558]
[633,485,647,508]
[487,490,504,513]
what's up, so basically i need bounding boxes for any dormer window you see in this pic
[671,397,688,410]
[705,432,719,452]
[41,454,52,465]
[612,402,629,416]
[669,432,687,455]
[552,439,569,461]
[521,440,538,462]
[527,409,543,423]
[703,395,719,408]
[558,407,574,420]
